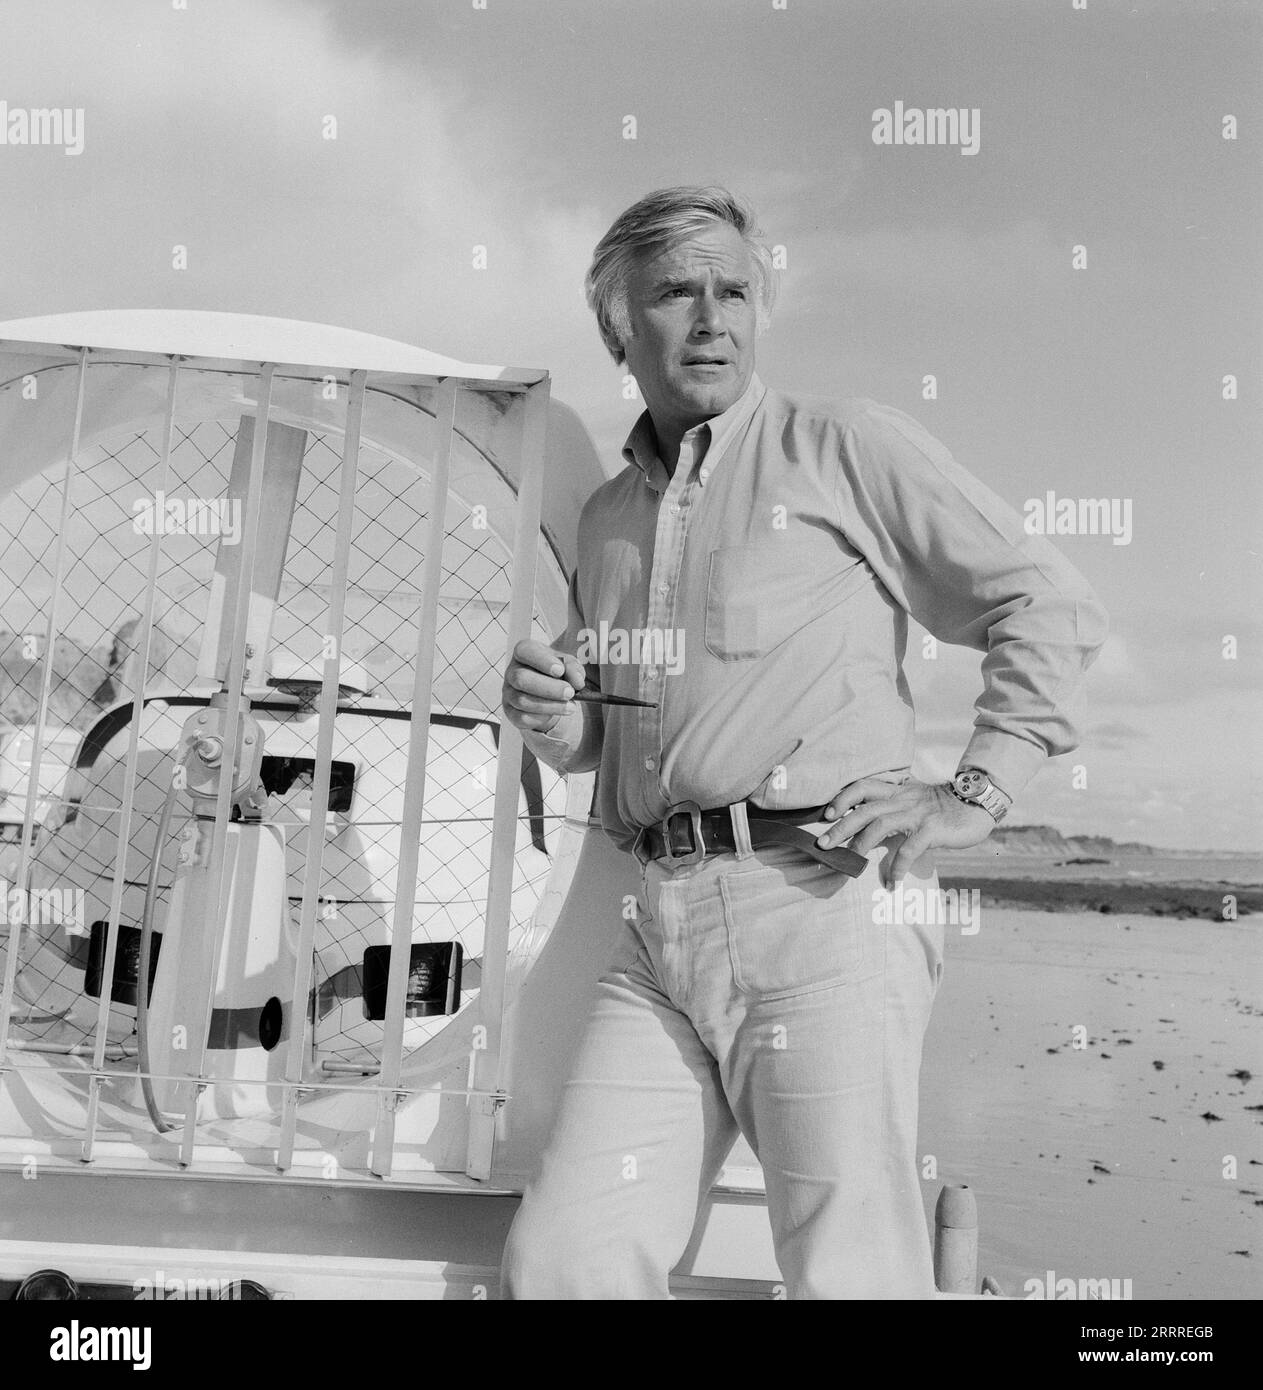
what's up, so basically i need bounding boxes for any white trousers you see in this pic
[501,840,945,1299]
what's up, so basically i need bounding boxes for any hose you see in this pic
[136,758,184,1134]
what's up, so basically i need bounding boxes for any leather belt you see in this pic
[633,800,868,878]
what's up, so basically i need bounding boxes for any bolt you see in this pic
[194,735,224,766]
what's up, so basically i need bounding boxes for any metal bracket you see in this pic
[472,1089,508,1118]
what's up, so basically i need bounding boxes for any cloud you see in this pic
[0,0,630,435]
[903,618,1259,850]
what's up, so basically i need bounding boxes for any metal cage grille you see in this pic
[0,345,572,1183]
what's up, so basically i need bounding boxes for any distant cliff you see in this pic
[940,824,1260,917]
[985,824,1160,858]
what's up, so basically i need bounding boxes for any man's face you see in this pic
[620,221,758,437]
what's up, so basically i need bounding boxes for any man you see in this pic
[499,186,1107,1299]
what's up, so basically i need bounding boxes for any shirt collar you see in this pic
[622,372,766,488]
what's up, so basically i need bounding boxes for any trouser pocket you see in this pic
[719,854,873,998]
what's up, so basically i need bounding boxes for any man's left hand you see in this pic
[815,777,996,886]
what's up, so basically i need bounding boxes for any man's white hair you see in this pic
[584,186,778,366]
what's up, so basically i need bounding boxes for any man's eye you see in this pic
[725,288,747,300]
[665,287,690,298]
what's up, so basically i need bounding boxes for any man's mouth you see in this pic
[682,357,730,368]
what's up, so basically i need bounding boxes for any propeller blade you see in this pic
[196,415,306,688]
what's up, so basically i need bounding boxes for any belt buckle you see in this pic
[658,799,704,868]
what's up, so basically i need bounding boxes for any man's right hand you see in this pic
[501,639,586,734]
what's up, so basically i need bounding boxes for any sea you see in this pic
[937,849,1263,888]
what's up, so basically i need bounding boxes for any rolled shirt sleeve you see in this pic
[838,403,1109,800]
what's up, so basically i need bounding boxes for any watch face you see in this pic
[955,770,986,797]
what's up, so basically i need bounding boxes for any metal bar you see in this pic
[177,365,276,1165]
[369,376,459,1178]
[466,375,551,1180]
[8,1040,137,1060]
[0,1060,500,1100]
[80,362,181,1162]
[275,369,366,1172]
[0,339,545,387]
[0,348,88,1071]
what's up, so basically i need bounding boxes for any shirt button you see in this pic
[645,667,657,680]
[658,582,670,594]
[669,503,681,514]
[699,468,710,483]
[643,757,655,770]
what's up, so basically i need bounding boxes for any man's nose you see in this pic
[691,290,724,336]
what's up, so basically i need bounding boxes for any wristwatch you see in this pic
[946,767,1012,823]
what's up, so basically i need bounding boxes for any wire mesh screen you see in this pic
[1,391,566,1085]
[1,415,531,717]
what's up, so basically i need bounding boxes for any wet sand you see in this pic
[919,907,1262,1300]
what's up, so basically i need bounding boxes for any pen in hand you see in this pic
[567,680,658,709]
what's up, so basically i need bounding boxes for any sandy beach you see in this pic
[918,905,1261,1300]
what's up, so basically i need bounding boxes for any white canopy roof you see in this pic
[0,309,603,576]
[0,309,530,382]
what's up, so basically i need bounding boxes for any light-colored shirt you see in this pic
[528,373,1108,853]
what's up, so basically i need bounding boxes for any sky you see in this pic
[0,0,1259,849]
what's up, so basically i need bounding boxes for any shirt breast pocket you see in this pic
[704,543,874,662]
